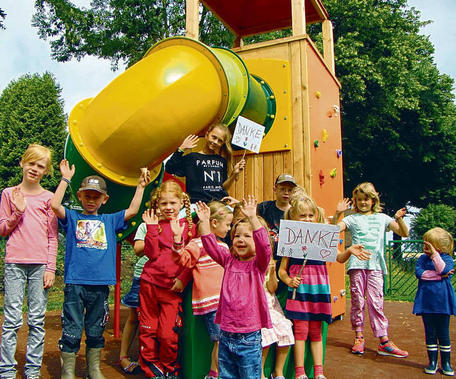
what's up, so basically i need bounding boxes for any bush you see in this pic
[411,204,456,239]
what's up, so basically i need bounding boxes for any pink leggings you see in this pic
[293,320,322,341]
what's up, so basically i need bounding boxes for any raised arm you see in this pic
[223,159,245,190]
[125,168,150,221]
[142,209,160,260]
[332,198,351,225]
[240,196,271,272]
[51,159,75,220]
[388,207,409,237]
[165,135,199,176]
[197,201,229,266]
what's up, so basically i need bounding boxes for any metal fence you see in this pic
[385,239,456,301]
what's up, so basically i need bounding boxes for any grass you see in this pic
[0,238,139,314]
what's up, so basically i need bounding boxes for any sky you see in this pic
[0,0,455,114]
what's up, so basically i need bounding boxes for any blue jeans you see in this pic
[219,330,262,379]
[58,284,110,353]
[0,264,48,379]
[200,311,220,342]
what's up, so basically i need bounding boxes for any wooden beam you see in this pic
[322,20,335,74]
[291,0,306,36]
[186,0,200,40]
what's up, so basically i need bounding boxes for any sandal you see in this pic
[118,356,142,375]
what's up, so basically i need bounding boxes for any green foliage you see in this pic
[33,0,235,69]
[308,0,456,211]
[410,203,456,240]
[0,8,5,29]
[0,73,66,191]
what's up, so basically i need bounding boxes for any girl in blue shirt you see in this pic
[413,227,456,376]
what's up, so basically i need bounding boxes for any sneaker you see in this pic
[377,340,409,358]
[352,337,365,355]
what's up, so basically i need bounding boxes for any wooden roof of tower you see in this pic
[201,0,329,37]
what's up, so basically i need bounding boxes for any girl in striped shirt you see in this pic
[172,200,233,379]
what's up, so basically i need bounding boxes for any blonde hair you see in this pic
[286,195,325,223]
[352,182,383,213]
[206,123,234,176]
[20,144,53,176]
[207,200,233,223]
[289,185,307,204]
[150,180,193,238]
[423,227,454,256]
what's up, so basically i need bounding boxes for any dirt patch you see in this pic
[5,300,455,378]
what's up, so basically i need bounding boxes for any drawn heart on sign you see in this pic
[320,249,331,259]
[302,246,307,252]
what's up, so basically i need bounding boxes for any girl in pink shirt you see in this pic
[0,144,58,378]
[197,196,272,379]
[173,200,233,379]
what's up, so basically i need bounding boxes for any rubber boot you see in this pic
[424,345,438,375]
[86,348,106,379]
[440,345,454,376]
[60,352,76,379]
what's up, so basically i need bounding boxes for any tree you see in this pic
[32,0,234,69]
[0,73,67,191]
[308,0,456,211]
[410,204,456,240]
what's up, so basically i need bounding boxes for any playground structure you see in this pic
[63,0,345,377]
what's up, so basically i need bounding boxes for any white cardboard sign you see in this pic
[277,220,340,262]
[232,116,265,153]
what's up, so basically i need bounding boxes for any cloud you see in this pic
[0,0,121,113]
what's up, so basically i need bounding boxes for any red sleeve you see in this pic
[144,224,160,260]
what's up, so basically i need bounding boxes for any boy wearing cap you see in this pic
[257,174,297,256]
[51,159,150,379]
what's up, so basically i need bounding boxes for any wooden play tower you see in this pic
[185,0,346,318]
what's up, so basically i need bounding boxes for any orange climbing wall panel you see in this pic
[231,35,346,318]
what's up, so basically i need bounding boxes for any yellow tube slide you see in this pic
[68,37,274,186]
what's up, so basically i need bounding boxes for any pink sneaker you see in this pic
[352,337,365,355]
[377,340,408,358]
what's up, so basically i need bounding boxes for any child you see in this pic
[51,159,150,378]
[278,195,331,379]
[413,227,456,375]
[172,200,233,379]
[261,259,294,379]
[165,124,245,203]
[333,182,409,357]
[117,222,149,375]
[0,144,58,379]
[139,180,195,379]
[197,196,272,379]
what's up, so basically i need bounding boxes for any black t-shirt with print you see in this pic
[165,151,228,203]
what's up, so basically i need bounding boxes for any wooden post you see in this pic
[186,0,200,40]
[291,0,306,36]
[232,36,244,48]
[114,242,121,338]
[322,19,335,74]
